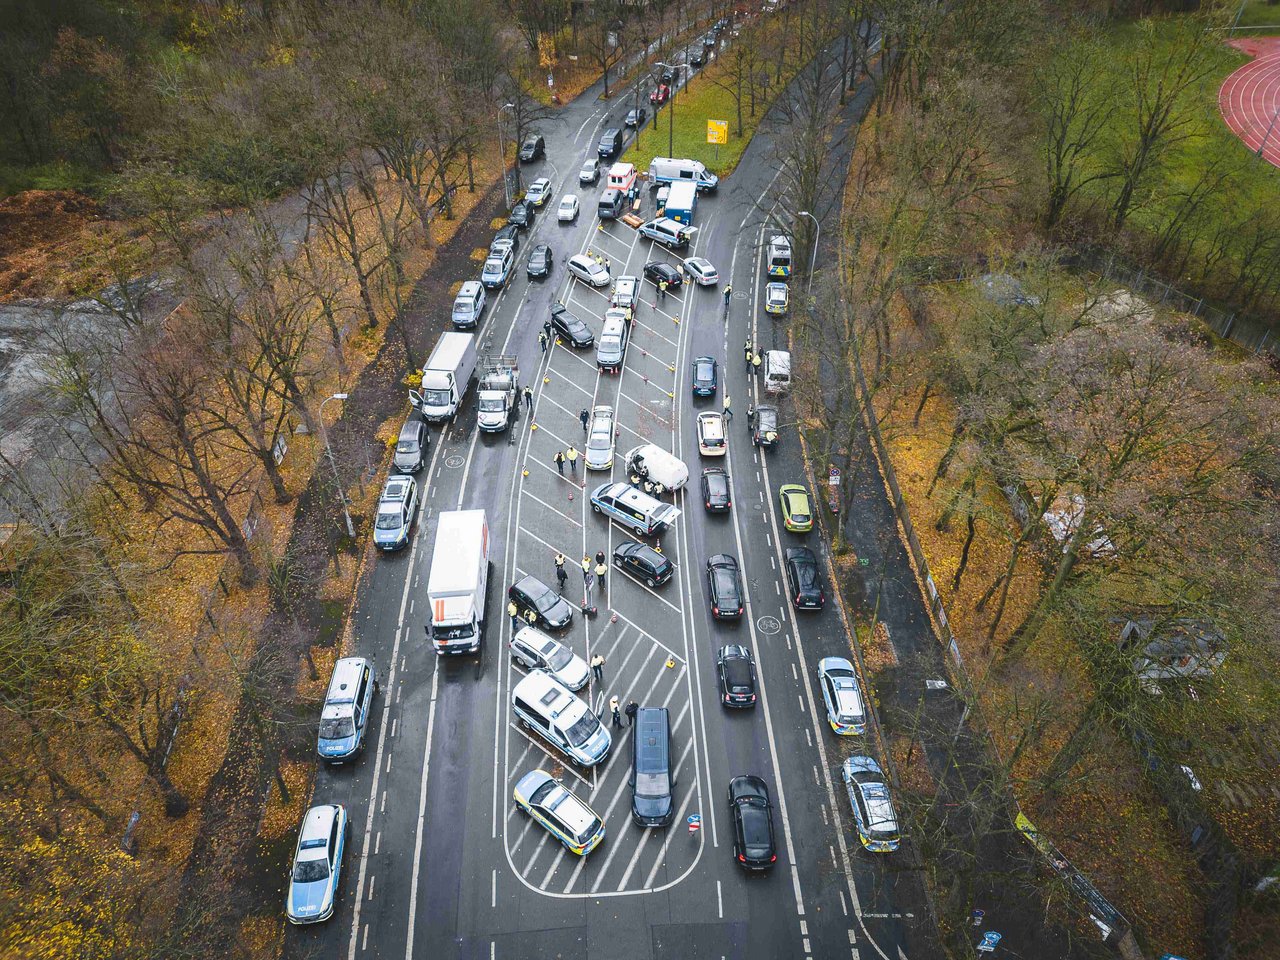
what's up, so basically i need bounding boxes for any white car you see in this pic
[585,405,617,470]
[567,254,611,288]
[286,804,347,924]
[558,195,580,222]
[818,657,867,735]
[579,158,601,184]
[765,281,789,315]
[696,411,727,457]
[509,625,589,691]
[526,177,552,206]
[683,256,720,286]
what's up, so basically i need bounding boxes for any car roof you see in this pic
[542,781,597,834]
[382,476,413,501]
[821,656,855,674]
[458,280,481,296]
[299,804,339,845]
[398,420,422,441]
[786,547,817,564]
[532,177,550,187]
[568,253,593,267]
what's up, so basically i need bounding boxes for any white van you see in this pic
[764,350,791,395]
[624,443,690,491]
[512,670,612,767]
[648,157,719,192]
[638,217,694,250]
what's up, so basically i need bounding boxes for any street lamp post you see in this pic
[497,102,516,208]
[655,61,683,157]
[798,210,820,300]
[320,393,356,539]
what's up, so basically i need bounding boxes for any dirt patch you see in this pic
[0,189,144,301]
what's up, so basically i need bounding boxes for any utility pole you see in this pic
[797,210,820,300]
[320,393,356,539]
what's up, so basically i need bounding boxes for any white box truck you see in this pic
[426,509,490,655]
[411,332,477,422]
[476,355,520,432]
[664,181,698,225]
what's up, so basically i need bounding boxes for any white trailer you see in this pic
[476,355,520,432]
[411,332,477,422]
[426,509,490,655]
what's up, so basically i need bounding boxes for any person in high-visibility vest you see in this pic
[566,445,580,476]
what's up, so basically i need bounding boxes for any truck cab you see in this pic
[476,356,520,432]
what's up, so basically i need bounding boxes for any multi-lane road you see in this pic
[289,47,936,960]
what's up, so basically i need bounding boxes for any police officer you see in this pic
[554,552,568,590]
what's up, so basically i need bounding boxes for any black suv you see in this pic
[716,645,757,708]
[549,303,594,348]
[706,554,744,620]
[597,127,623,158]
[729,775,777,870]
[784,547,826,610]
[508,575,574,631]
[643,261,683,288]
[519,133,545,162]
[613,541,674,587]
[508,198,535,229]
[700,467,731,513]
[526,244,553,280]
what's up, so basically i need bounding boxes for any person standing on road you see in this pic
[747,403,756,429]
[744,343,754,373]
[609,696,623,728]
[722,395,733,423]
[554,552,568,590]
[566,445,580,476]
[523,385,534,412]
[508,600,520,633]
[543,319,553,341]
[625,700,639,726]
[594,554,608,591]
[580,408,590,433]
[658,279,668,302]
[724,284,733,306]
[752,351,762,376]
[538,330,548,353]
[553,450,565,475]
[591,653,606,682]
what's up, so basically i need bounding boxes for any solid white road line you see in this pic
[402,663,442,960]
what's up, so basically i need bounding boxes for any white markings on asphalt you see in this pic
[408,598,414,614]
[380,790,386,813]
[491,868,497,908]
[390,718,398,738]
[609,609,687,665]
[814,766,820,786]
[362,924,368,951]
[849,928,857,943]
[840,891,849,916]
[830,844,838,868]
[791,663,798,681]
[403,663,442,960]
[385,753,392,773]
[717,880,724,918]
[374,831,381,854]
[520,490,583,527]
[821,806,829,826]
[367,875,375,900]
[805,728,813,747]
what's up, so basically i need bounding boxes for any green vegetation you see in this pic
[624,77,751,176]
[1233,0,1280,29]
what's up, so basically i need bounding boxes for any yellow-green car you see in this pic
[778,484,813,533]
[513,769,606,856]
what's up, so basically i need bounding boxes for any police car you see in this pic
[513,769,606,856]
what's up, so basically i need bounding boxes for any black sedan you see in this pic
[691,356,718,397]
[643,261,683,289]
[706,554,744,620]
[527,244,553,280]
[700,467,731,513]
[752,403,779,447]
[728,775,777,871]
[716,645,757,708]
[550,304,594,348]
[613,541,674,587]
[508,198,535,229]
[690,50,705,67]
[509,575,574,631]
[784,547,826,610]
[625,107,648,127]
[490,223,520,255]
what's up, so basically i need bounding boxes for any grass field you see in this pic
[622,64,758,176]
[1233,0,1280,30]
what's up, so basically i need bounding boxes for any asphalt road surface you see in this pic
[287,45,938,960]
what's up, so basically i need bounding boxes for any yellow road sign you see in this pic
[707,119,728,145]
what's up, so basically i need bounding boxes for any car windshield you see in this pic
[532,589,558,613]
[292,858,330,883]
[635,772,669,798]
[319,717,355,739]
[546,645,574,671]
[478,397,505,412]
[375,510,402,530]
[422,389,451,406]
[528,779,556,805]
[396,440,418,453]
[566,712,600,747]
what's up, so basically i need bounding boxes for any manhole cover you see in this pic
[445,455,465,468]
[757,615,781,635]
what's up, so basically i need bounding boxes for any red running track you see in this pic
[1219,37,1280,168]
